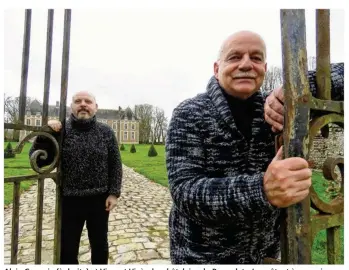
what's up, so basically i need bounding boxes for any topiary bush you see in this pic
[130,144,136,153]
[4,142,15,159]
[148,144,158,157]
[120,144,125,151]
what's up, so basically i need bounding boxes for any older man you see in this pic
[30,91,122,264]
[165,31,314,264]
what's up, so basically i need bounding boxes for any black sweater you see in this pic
[30,114,122,197]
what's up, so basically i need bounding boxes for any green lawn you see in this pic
[4,142,36,206]
[311,171,344,264]
[4,142,344,264]
[120,144,168,187]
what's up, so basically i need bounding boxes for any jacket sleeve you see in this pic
[29,132,60,168]
[308,62,344,101]
[165,105,276,223]
[262,62,344,100]
[107,129,123,197]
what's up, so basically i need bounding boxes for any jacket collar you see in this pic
[206,76,266,139]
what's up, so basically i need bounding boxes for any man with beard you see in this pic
[30,91,122,264]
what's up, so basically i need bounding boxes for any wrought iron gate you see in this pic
[4,9,72,264]
[4,8,343,266]
[279,9,344,264]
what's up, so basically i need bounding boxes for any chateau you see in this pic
[20,100,139,144]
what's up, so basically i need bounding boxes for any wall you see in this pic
[308,124,344,170]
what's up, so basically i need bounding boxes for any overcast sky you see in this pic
[4,8,345,119]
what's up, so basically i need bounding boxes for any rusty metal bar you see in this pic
[59,9,71,122]
[309,98,343,113]
[10,181,21,264]
[54,9,72,264]
[280,9,312,264]
[327,226,341,264]
[42,10,54,126]
[311,213,344,243]
[4,123,52,132]
[18,9,32,124]
[35,177,45,264]
[316,10,331,100]
[4,173,56,183]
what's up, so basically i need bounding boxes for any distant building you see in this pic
[20,100,139,144]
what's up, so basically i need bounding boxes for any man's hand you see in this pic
[263,147,312,208]
[105,195,118,211]
[47,120,62,132]
[264,86,284,132]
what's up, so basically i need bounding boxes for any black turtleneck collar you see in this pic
[70,113,97,131]
[221,89,257,141]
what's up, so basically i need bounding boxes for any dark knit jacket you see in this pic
[30,114,122,197]
[165,63,344,264]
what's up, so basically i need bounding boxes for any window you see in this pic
[124,123,128,130]
[36,119,41,126]
[123,131,128,140]
[131,124,135,130]
[112,122,117,130]
[131,132,135,140]
[26,119,31,125]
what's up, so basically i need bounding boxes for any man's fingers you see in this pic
[105,199,109,208]
[293,169,312,182]
[281,157,310,170]
[265,114,283,132]
[49,124,61,132]
[48,120,62,132]
[273,146,283,161]
[268,96,284,115]
[274,86,285,103]
[293,189,310,202]
[265,105,284,125]
[106,203,116,212]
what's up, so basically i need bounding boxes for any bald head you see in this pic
[72,91,96,103]
[217,31,267,61]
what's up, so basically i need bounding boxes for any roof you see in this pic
[27,100,138,121]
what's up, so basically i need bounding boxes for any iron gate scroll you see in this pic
[4,9,72,264]
[4,8,344,266]
[279,9,344,264]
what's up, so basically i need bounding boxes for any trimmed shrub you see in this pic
[130,144,136,153]
[120,144,125,151]
[4,142,15,159]
[148,144,158,157]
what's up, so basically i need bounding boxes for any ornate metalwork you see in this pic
[4,9,71,264]
[279,9,344,264]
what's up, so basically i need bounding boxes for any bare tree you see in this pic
[161,117,168,143]
[151,107,168,143]
[151,107,167,143]
[134,104,153,144]
[4,94,34,141]
[4,94,33,123]
[261,66,283,94]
